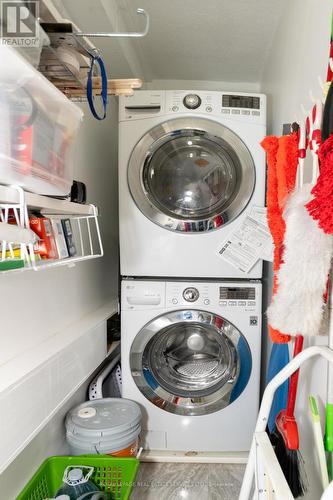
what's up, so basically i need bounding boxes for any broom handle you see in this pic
[286,335,304,417]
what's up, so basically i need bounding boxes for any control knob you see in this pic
[183,287,200,302]
[183,94,201,109]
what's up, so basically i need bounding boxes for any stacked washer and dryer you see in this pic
[118,90,266,454]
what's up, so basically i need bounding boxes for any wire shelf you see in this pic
[0,185,103,274]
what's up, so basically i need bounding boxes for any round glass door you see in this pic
[130,310,252,416]
[128,118,255,233]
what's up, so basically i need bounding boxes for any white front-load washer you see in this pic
[119,90,266,278]
[121,278,262,452]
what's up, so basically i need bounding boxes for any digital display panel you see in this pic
[219,287,256,300]
[222,95,260,109]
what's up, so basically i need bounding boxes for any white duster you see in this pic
[267,184,333,337]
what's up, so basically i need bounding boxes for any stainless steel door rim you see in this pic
[128,117,255,233]
[130,309,252,416]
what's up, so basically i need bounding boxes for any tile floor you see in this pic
[130,462,245,500]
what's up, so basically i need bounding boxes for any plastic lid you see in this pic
[66,398,141,435]
[68,468,83,481]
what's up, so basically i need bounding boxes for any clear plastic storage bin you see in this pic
[0,46,83,196]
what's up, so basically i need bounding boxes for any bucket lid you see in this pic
[66,423,141,452]
[66,398,141,436]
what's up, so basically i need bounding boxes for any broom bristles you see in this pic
[271,428,308,498]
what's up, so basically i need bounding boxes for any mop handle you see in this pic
[328,273,333,397]
[325,273,333,453]
[286,335,304,417]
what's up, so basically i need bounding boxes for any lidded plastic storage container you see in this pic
[0,46,83,196]
[66,399,141,457]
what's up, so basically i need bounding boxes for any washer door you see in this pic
[130,310,252,416]
[128,117,255,233]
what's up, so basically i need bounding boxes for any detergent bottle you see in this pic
[54,466,102,499]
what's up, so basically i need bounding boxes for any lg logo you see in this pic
[1,1,39,44]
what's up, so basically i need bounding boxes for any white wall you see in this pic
[0,98,119,367]
[144,79,260,92]
[261,1,332,135]
[260,2,333,498]
[0,378,89,498]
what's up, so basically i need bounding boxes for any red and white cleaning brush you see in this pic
[267,183,332,337]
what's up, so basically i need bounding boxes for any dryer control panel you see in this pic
[165,90,266,125]
[119,90,266,125]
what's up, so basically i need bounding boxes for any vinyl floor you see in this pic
[130,462,245,499]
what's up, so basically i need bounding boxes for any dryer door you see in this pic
[130,309,252,416]
[128,117,255,233]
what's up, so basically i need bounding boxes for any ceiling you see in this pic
[51,0,288,84]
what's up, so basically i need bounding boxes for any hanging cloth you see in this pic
[261,132,299,343]
[263,132,298,430]
[276,133,300,209]
[261,133,298,433]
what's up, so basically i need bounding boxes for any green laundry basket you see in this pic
[17,455,139,500]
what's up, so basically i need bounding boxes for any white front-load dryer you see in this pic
[119,90,266,278]
[121,279,262,452]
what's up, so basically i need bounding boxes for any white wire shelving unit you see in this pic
[0,184,103,274]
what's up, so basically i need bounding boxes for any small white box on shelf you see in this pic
[0,46,83,196]
[50,218,69,259]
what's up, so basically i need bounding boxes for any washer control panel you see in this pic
[121,280,261,314]
[165,282,260,312]
[183,287,200,302]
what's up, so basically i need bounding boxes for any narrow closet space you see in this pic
[0,1,333,500]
